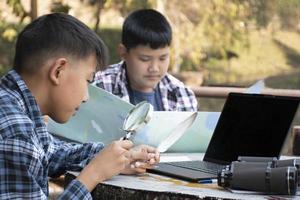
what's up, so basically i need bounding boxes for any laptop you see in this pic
[147,92,300,182]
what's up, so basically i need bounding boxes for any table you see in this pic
[65,153,298,200]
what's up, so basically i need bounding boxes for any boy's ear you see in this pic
[48,58,67,85]
[117,43,127,59]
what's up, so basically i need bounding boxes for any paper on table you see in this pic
[157,112,198,152]
[133,111,220,152]
[48,85,219,152]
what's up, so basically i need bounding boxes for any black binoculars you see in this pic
[217,156,300,195]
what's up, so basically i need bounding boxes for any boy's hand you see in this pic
[121,144,160,174]
[77,140,133,191]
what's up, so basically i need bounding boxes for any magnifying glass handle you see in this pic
[121,131,132,140]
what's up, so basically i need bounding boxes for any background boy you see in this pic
[94,9,198,111]
[0,13,159,199]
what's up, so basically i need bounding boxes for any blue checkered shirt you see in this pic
[94,61,198,111]
[0,70,104,199]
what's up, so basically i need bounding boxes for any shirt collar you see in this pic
[2,70,43,124]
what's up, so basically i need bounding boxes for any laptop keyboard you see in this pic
[164,161,224,175]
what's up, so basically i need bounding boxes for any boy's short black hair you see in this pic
[122,9,172,50]
[14,13,108,73]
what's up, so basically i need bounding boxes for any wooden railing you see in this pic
[191,86,300,98]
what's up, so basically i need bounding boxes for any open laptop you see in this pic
[147,92,300,182]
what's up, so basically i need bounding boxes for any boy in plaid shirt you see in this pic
[95,9,198,111]
[0,13,159,199]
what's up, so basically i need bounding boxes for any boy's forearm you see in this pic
[76,163,105,192]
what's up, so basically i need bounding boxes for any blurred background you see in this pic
[1,0,300,153]
[1,0,300,88]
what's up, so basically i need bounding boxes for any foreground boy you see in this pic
[0,13,159,199]
[95,9,198,111]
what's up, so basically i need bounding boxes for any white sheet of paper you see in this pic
[133,111,220,152]
[245,80,265,94]
[48,85,220,152]
[48,85,133,143]
[157,112,198,152]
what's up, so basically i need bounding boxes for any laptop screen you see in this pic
[204,93,300,165]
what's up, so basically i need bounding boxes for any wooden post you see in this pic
[30,0,38,21]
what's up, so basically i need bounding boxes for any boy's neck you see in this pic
[21,72,49,115]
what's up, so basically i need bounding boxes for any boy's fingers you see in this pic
[140,145,157,153]
[118,140,133,150]
[133,168,147,173]
[131,161,150,169]
[130,150,148,161]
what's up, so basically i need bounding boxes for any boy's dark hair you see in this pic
[14,13,108,73]
[122,9,172,50]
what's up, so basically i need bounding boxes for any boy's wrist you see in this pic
[77,164,105,192]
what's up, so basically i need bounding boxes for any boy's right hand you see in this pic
[77,140,133,192]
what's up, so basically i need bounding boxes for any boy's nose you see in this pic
[149,61,159,72]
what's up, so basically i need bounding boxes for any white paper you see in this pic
[245,80,265,94]
[133,111,220,152]
[157,112,198,152]
[48,85,133,144]
[47,85,219,152]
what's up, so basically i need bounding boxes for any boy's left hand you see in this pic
[121,144,160,174]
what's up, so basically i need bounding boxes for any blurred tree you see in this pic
[277,0,300,30]
[80,0,106,33]
[104,0,153,17]
[6,0,38,22]
[6,0,28,23]
[50,0,70,13]
[30,0,37,20]
[2,0,300,77]
[93,0,105,33]
[247,0,276,28]
[157,0,250,73]
[202,0,249,59]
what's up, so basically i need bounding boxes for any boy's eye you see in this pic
[139,57,150,62]
[160,55,169,61]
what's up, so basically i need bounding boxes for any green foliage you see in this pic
[104,0,153,17]
[203,0,249,57]
[0,23,123,76]
[1,0,300,90]
[204,29,300,89]
[50,1,70,13]
[0,22,23,76]
[6,0,28,23]
[277,0,300,29]
[246,0,276,28]
[161,0,251,72]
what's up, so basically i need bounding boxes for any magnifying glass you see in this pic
[121,101,153,140]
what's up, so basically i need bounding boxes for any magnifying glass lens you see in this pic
[122,101,153,133]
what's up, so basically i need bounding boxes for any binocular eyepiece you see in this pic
[217,156,300,195]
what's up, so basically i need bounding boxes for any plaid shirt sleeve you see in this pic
[0,122,101,200]
[48,137,104,177]
[49,138,104,199]
[59,179,92,200]
[0,138,46,199]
